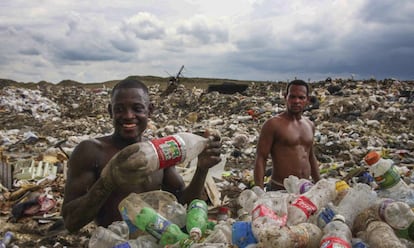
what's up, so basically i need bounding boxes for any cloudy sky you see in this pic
[1,0,413,83]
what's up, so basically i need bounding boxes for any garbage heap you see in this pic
[0,78,413,247]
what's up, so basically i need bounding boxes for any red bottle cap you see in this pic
[364,151,380,166]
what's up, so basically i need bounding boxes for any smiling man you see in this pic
[62,76,222,232]
[254,79,320,191]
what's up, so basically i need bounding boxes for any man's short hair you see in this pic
[111,76,149,98]
[286,79,310,96]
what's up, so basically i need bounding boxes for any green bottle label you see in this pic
[374,165,400,189]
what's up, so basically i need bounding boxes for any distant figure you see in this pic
[254,79,321,191]
[62,77,222,233]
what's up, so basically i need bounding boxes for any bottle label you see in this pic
[374,165,400,189]
[150,135,185,169]
[320,237,351,248]
[119,206,139,234]
[251,204,287,227]
[291,196,317,218]
[317,206,336,227]
[144,214,172,240]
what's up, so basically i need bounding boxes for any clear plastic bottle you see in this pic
[118,190,187,237]
[135,207,189,246]
[351,238,369,248]
[186,199,209,237]
[333,180,351,205]
[372,198,414,240]
[287,178,337,226]
[113,235,161,248]
[320,215,352,248]
[364,151,413,204]
[138,132,209,173]
[89,226,126,248]
[360,220,406,248]
[251,191,292,238]
[256,222,322,248]
[283,175,314,195]
[203,221,232,244]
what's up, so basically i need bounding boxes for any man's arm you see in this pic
[309,145,321,182]
[254,120,274,189]
[62,140,112,233]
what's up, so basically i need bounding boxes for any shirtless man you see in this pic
[254,79,320,191]
[62,77,222,232]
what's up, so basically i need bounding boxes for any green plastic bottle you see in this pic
[186,199,208,236]
[135,207,189,246]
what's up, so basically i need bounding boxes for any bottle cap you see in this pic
[364,151,380,165]
[332,214,346,223]
[335,180,350,192]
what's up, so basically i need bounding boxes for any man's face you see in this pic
[285,85,309,114]
[109,87,150,141]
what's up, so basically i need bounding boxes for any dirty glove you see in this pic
[101,143,149,192]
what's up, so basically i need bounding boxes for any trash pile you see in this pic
[0,78,413,247]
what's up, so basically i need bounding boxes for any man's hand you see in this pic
[100,143,149,192]
[197,130,222,171]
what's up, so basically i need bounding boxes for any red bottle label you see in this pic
[251,204,287,226]
[320,237,351,248]
[150,135,185,169]
[291,195,317,218]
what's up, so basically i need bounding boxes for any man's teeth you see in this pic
[123,124,136,128]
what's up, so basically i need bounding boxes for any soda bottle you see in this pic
[364,151,414,205]
[251,190,293,238]
[320,215,352,248]
[135,207,189,246]
[287,178,337,226]
[237,186,265,214]
[283,175,314,195]
[186,199,208,237]
[360,220,406,248]
[256,222,322,248]
[118,190,187,237]
[136,132,209,173]
[373,198,414,240]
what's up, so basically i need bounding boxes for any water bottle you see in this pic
[118,191,187,236]
[186,199,208,238]
[256,222,322,247]
[360,220,406,248]
[364,151,413,205]
[372,198,414,240]
[0,232,13,248]
[316,183,376,229]
[251,191,292,238]
[203,221,232,244]
[283,175,314,194]
[333,180,351,205]
[89,226,126,248]
[320,215,352,248]
[135,207,189,246]
[287,178,337,226]
[113,235,161,248]
[138,132,209,172]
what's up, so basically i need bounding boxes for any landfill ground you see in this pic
[0,77,413,247]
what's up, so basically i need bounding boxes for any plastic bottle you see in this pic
[135,207,189,246]
[283,175,314,195]
[251,190,292,238]
[372,198,414,240]
[287,178,337,226]
[138,132,209,173]
[364,151,414,205]
[0,231,13,248]
[118,191,187,237]
[88,226,126,248]
[360,220,406,248]
[203,221,232,244]
[320,215,352,248]
[351,238,369,248]
[318,183,377,229]
[333,180,351,205]
[256,222,322,248]
[217,206,230,222]
[113,235,161,248]
[186,199,208,238]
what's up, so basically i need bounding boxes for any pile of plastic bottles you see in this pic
[89,150,414,248]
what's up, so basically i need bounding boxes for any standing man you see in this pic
[62,76,222,232]
[254,79,320,191]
